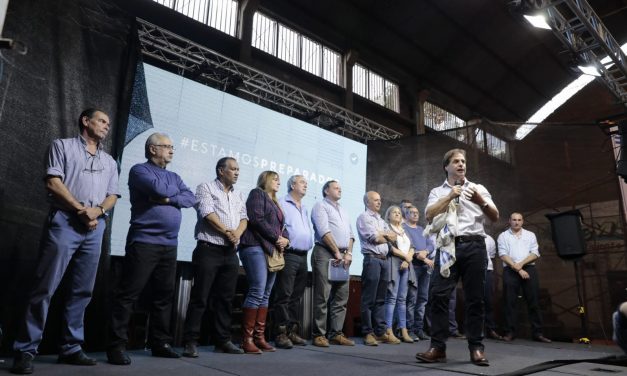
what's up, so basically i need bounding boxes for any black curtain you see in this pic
[0,0,138,353]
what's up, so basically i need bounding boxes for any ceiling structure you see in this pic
[260,0,627,129]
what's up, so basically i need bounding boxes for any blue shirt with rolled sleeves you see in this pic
[356,209,390,256]
[311,197,353,249]
[46,135,120,208]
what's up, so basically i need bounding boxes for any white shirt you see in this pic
[391,225,411,255]
[426,178,495,236]
[485,234,496,271]
[497,228,540,267]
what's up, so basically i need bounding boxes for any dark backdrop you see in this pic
[0,0,137,353]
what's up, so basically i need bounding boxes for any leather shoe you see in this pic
[151,344,180,358]
[182,342,199,358]
[469,349,489,366]
[502,333,514,342]
[416,331,430,340]
[57,350,97,366]
[106,349,131,365]
[486,329,503,340]
[533,335,552,343]
[10,352,34,374]
[415,347,446,363]
[312,335,330,347]
[214,341,244,354]
[449,331,466,339]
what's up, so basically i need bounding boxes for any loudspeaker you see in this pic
[545,210,586,260]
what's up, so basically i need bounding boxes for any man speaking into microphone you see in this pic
[416,148,498,367]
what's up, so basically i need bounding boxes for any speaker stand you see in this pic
[573,259,590,344]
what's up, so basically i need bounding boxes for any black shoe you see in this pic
[182,342,199,358]
[151,344,180,358]
[10,352,34,374]
[57,350,97,366]
[214,341,244,354]
[416,331,430,340]
[106,348,131,365]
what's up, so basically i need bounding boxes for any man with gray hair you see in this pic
[357,191,398,346]
[107,133,196,365]
[272,175,313,348]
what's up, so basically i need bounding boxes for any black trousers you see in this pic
[108,242,177,349]
[183,242,239,345]
[502,265,543,337]
[484,270,497,332]
[271,251,308,328]
[429,239,487,351]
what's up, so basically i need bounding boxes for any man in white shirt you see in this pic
[498,212,551,343]
[416,148,498,367]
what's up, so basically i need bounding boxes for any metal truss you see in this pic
[544,0,627,105]
[136,18,403,143]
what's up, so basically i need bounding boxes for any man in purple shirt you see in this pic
[182,157,248,357]
[272,175,314,349]
[107,133,195,365]
[357,191,397,346]
[310,180,355,347]
[12,109,119,374]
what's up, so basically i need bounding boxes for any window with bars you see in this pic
[153,0,238,37]
[424,102,511,163]
[252,12,342,85]
[352,64,400,113]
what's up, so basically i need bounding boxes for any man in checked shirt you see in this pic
[181,157,248,357]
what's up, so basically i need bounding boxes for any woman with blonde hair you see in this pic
[238,171,290,354]
[384,205,416,343]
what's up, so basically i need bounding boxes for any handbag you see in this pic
[265,248,285,272]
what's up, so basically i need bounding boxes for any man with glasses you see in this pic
[403,205,434,341]
[11,109,120,374]
[107,133,195,365]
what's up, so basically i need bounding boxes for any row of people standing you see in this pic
[8,108,547,374]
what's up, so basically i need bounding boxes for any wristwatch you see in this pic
[97,205,109,218]
[481,202,489,209]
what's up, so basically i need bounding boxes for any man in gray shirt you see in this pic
[310,180,355,347]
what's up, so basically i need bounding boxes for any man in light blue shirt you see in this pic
[12,109,119,374]
[273,175,314,349]
[310,180,355,347]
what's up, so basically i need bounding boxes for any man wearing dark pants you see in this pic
[273,175,313,348]
[498,212,551,343]
[182,157,248,356]
[12,109,119,374]
[416,148,498,367]
[107,133,196,365]
[483,234,502,340]
[310,180,355,347]
[357,191,398,346]
[403,205,434,341]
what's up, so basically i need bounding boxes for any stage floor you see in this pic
[1,336,625,376]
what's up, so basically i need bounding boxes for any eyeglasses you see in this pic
[84,154,104,174]
[153,144,175,150]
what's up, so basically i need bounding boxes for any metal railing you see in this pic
[136,18,403,143]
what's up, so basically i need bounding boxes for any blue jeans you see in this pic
[407,263,430,334]
[239,246,276,308]
[385,267,409,328]
[14,210,105,355]
[360,255,390,336]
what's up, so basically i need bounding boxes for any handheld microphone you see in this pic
[454,180,462,203]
